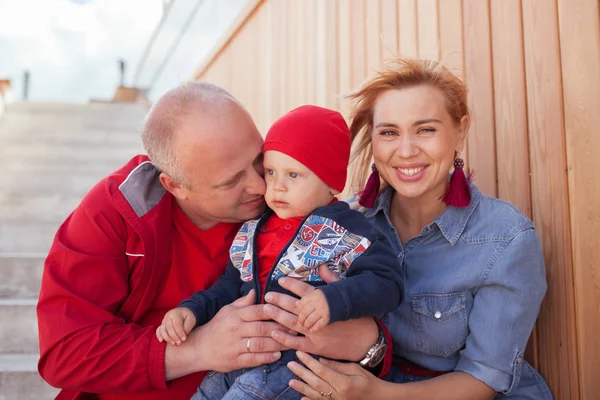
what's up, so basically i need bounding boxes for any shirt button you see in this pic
[284,223,292,230]
[434,311,442,319]
[516,357,524,364]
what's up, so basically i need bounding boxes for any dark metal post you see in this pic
[23,70,30,100]
[118,59,126,87]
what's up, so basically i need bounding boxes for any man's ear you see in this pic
[159,172,188,200]
[330,188,340,196]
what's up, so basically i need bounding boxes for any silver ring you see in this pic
[246,338,251,352]
[320,388,333,399]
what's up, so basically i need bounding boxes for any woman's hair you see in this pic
[348,59,469,193]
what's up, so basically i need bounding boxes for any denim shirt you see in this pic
[359,184,552,398]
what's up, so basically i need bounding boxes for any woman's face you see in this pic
[371,85,468,203]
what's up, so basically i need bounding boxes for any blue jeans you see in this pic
[192,351,300,400]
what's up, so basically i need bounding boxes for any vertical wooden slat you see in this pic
[258,3,270,133]
[438,0,469,168]
[289,0,302,111]
[350,0,367,88]
[247,14,260,124]
[270,0,284,122]
[490,0,532,218]
[438,0,464,78]
[417,0,440,61]
[397,0,418,57]
[323,0,339,109]
[462,0,497,197]
[295,0,306,108]
[229,29,249,106]
[305,0,317,106]
[380,0,398,61]
[558,0,600,397]
[522,1,580,398]
[365,0,382,72]
[490,0,538,369]
[337,0,352,115]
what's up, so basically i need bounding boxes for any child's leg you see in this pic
[191,369,245,400]
[221,352,301,400]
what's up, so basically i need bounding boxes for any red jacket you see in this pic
[38,155,178,399]
[37,155,394,399]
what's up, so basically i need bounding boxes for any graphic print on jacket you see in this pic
[230,214,371,283]
[229,220,258,282]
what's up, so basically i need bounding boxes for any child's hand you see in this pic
[297,289,330,332]
[156,307,196,345]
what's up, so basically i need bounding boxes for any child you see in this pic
[157,105,403,400]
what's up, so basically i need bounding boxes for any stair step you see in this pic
[0,354,60,399]
[0,102,149,397]
[0,256,44,299]
[0,222,60,254]
[0,299,38,354]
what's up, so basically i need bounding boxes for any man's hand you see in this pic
[164,290,287,381]
[264,272,378,362]
[297,289,330,332]
[156,307,196,345]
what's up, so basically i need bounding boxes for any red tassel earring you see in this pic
[441,153,472,208]
[359,163,380,208]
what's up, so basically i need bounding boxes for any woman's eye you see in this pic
[267,169,275,176]
[289,172,298,178]
[417,128,436,135]
[380,130,397,136]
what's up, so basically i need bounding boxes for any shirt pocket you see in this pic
[411,292,468,357]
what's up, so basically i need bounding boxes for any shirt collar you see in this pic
[365,184,481,245]
[260,211,304,232]
[262,198,339,232]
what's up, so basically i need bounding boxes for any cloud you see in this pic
[0,0,249,102]
[0,0,162,101]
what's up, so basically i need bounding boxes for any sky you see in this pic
[0,0,248,102]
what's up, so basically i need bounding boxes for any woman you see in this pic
[264,59,552,399]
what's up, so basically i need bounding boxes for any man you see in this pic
[37,82,382,400]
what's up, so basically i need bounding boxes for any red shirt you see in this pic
[98,201,240,400]
[256,214,303,298]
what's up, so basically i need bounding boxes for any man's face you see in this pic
[172,104,266,229]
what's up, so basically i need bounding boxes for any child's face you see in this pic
[263,151,335,219]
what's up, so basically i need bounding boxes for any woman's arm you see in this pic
[288,352,496,400]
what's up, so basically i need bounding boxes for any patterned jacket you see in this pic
[180,201,403,326]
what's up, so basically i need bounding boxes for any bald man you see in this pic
[37,83,380,400]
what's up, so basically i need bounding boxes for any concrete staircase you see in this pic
[0,102,147,399]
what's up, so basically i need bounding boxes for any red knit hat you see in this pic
[263,105,351,193]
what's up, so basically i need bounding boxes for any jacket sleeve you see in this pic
[37,193,168,393]
[179,261,243,326]
[319,233,404,324]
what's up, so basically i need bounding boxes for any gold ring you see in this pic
[246,338,251,352]
[320,388,333,399]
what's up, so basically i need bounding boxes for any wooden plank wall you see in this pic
[194,0,600,398]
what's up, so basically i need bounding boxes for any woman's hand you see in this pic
[287,351,381,400]
[263,267,378,361]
